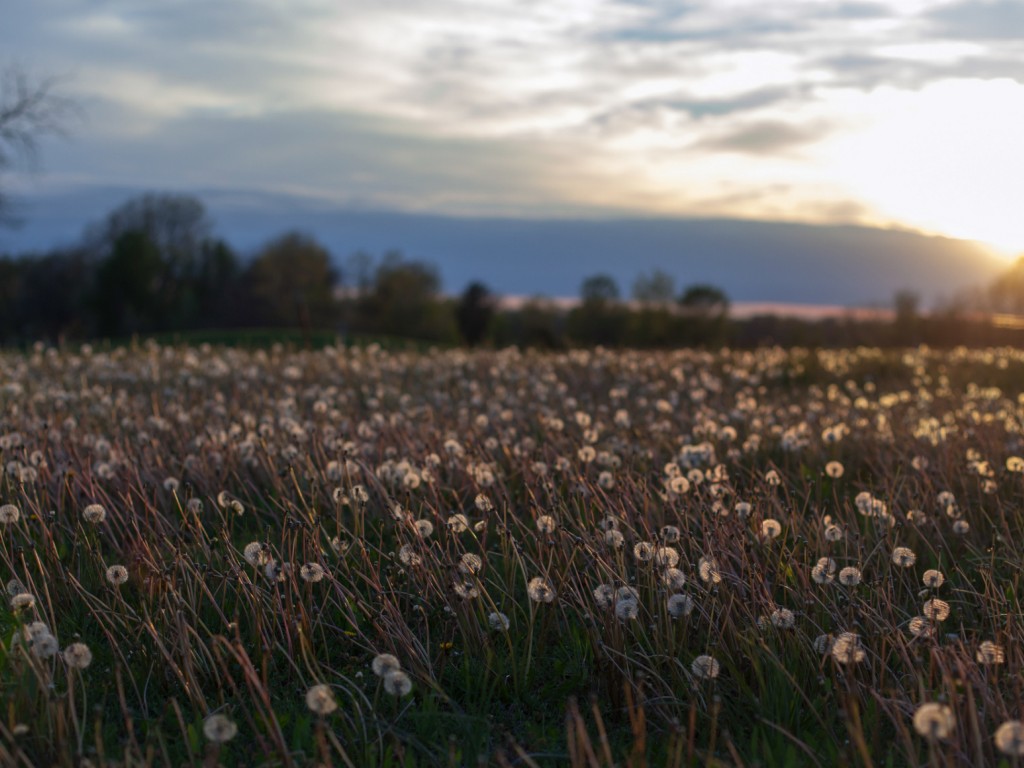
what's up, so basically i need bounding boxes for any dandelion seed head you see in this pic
[667,593,694,618]
[831,632,865,665]
[527,577,556,603]
[838,566,862,587]
[0,504,20,524]
[62,642,93,670]
[488,611,510,631]
[82,504,106,524]
[305,684,337,715]
[922,569,944,588]
[106,565,129,586]
[913,703,954,740]
[922,599,950,621]
[372,653,402,677]
[593,584,615,609]
[10,593,35,610]
[536,515,556,534]
[995,720,1024,756]
[300,563,325,583]
[892,547,917,568]
[615,599,639,620]
[691,654,720,680]
[662,568,687,590]
[383,669,413,696]
[976,640,1005,665]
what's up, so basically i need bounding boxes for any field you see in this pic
[2,342,1024,767]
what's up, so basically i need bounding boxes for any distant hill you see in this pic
[1,185,1008,307]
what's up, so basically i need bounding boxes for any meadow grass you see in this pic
[1,341,1024,766]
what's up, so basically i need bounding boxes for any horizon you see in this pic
[3,1,1024,260]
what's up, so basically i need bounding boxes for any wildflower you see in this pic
[908,617,934,638]
[453,581,479,599]
[305,684,337,715]
[474,494,493,512]
[660,525,681,543]
[952,520,970,535]
[824,524,843,542]
[922,599,950,621]
[0,504,20,524]
[243,542,268,566]
[995,720,1024,756]
[413,519,434,537]
[615,599,639,620]
[734,501,751,519]
[633,542,654,562]
[770,608,796,630]
[654,547,680,568]
[891,547,917,568]
[698,556,722,585]
[593,584,615,609]
[812,558,836,585]
[667,593,694,618]
[838,566,862,587]
[83,504,106,524]
[1006,457,1024,473]
[536,515,556,534]
[527,577,556,603]
[691,655,720,680]
[447,513,469,532]
[669,476,691,495]
[760,519,782,540]
[459,553,482,575]
[922,569,944,588]
[10,593,35,610]
[383,669,413,696]
[906,509,927,525]
[299,563,325,583]
[764,469,781,486]
[62,642,93,670]
[106,565,129,586]
[825,461,844,478]
[397,545,422,567]
[598,471,615,489]
[31,633,59,658]
[913,703,954,740]
[488,612,510,631]
[831,632,865,665]
[604,529,625,548]
[662,568,687,590]
[372,653,401,677]
[203,713,238,743]
[976,640,1005,665]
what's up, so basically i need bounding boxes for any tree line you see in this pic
[2,192,1024,350]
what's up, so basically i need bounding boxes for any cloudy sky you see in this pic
[3,0,1024,254]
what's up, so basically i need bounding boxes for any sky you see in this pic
[2,0,1024,256]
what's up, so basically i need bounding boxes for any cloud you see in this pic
[699,120,834,155]
[3,0,1023,250]
[927,1,1024,39]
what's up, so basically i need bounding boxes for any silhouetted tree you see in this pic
[93,230,163,337]
[456,282,495,347]
[632,269,675,304]
[246,232,338,329]
[580,274,620,305]
[678,284,730,346]
[569,274,626,346]
[355,252,456,342]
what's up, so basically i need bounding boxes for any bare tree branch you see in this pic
[0,66,77,224]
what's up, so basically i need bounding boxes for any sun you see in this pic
[820,78,1024,258]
